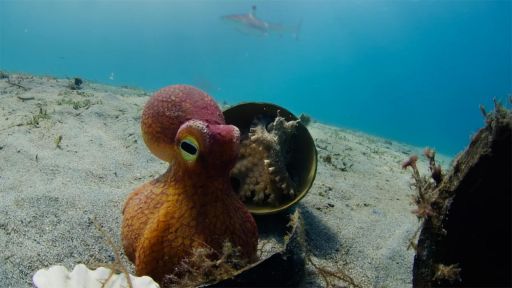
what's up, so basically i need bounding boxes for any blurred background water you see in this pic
[0,0,510,156]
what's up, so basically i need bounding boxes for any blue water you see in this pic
[1,0,510,156]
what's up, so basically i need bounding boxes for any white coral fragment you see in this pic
[33,264,159,288]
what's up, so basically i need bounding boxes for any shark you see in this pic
[221,5,301,39]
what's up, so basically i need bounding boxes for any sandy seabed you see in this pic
[0,73,452,287]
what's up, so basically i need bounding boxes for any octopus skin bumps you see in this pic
[121,85,258,283]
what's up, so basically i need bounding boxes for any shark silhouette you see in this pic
[222,5,301,39]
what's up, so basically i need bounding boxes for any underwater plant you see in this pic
[162,241,247,287]
[7,74,30,90]
[26,107,51,127]
[402,149,443,223]
[432,263,461,284]
[201,209,307,287]
[121,85,258,284]
[54,135,63,149]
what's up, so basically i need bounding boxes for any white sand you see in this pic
[0,74,451,287]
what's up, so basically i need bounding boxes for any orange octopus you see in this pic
[121,85,258,283]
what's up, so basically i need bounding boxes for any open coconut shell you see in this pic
[204,209,306,287]
[412,103,511,287]
[224,102,317,215]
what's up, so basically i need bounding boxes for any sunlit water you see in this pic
[1,0,510,155]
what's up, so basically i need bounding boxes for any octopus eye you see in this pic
[179,137,199,161]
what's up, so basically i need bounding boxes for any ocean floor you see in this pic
[0,73,452,287]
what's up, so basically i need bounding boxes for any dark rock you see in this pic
[412,103,512,287]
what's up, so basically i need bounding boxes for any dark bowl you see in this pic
[223,102,317,215]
